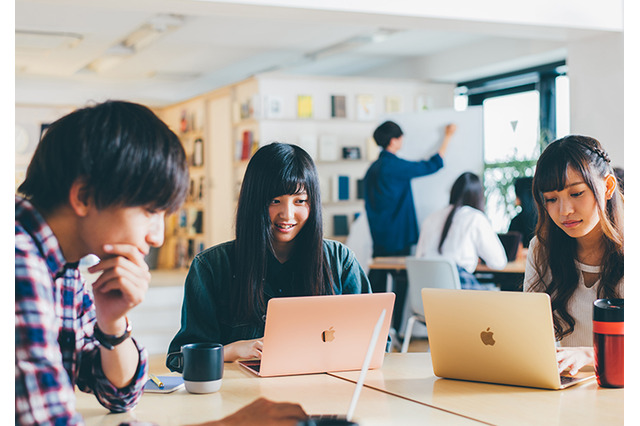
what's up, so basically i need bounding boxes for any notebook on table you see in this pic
[238,293,395,377]
[421,288,596,390]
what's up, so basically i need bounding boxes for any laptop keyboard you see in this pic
[301,415,353,425]
[560,375,579,386]
[241,359,261,373]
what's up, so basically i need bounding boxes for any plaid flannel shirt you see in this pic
[15,196,148,425]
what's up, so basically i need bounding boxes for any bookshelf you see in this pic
[155,100,207,270]
[228,74,451,240]
[152,74,454,271]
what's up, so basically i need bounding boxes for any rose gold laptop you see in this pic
[238,293,395,377]
[421,288,596,390]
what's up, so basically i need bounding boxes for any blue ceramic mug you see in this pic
[168,342,224,393]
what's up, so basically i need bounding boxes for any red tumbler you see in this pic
[593,298,624,388]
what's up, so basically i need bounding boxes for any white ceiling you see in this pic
[15,0,620,107]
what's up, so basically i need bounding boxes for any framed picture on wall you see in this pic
[356,94,375,121]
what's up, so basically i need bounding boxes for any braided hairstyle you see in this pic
[529,135,623,341]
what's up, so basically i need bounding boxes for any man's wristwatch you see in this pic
[94,317,132,350]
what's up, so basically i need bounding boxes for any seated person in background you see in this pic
[415,172,507,289]
[525,135,623,376]
[15,101,306,426]
[167,143,371,367]
[508,176,538,250]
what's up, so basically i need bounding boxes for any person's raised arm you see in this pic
[437,123,457,158]
[88,243,150,388]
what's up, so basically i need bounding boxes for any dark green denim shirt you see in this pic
[166,239,371,370]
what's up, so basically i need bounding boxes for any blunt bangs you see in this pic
[260,144,319,207]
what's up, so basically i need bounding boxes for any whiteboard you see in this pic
[380,107,484,228]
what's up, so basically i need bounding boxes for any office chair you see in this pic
[401,257,461,353]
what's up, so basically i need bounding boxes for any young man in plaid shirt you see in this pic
[15,100,307,426]
[15,101,190,424]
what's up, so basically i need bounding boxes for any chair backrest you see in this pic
[405,257,461,317]
[498,231,522,261]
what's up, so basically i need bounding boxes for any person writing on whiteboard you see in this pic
[415,172,507,288]
[167,143,370,366]
[363,121,455,329]
[524,135,623,376]
[364,121,456,260]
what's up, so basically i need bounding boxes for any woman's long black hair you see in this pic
[438,172,485,253]
[233,143,333,322]
[530,135,623,340]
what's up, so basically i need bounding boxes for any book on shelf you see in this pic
[241,130,253,160]
[385,95,403,114]
[319,176,331,202]
[356,94,375,121]
[297,134,318,159]
[188,177,197,202]
[176,238,188,269]
[332,175,350,201]
[366,136,380,161]
[197,176,205,201]
[178,208,188,229]
[264,95,284,119]
[193,138,204,167]
[156,238,177,269]
[188,208,204,235]
[331,95,347,118]
[342,146,361,160]
[297,95,313,118]
[318,134,339,161]
[187,238,195,261]
[356,178,365,200]
[333,214,349,236]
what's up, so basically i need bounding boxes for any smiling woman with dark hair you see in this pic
[167,143,371,367]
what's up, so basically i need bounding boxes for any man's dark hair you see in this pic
[19,100,189,214]
[372,121,403,149]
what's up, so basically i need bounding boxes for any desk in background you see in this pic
[329,353,623,426]
[369,256,526,291]
[75,358,479,426]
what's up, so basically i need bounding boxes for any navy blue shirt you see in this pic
[364,150,444,255]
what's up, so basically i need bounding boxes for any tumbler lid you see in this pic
[593,298,624,322]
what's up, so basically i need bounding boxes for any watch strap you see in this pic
[94,317,132,350]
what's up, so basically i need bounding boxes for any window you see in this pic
[455,62,569,231]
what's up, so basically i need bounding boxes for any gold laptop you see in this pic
[421,288,595,390]
[239,293,395,377]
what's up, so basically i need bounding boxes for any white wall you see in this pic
[15,105,74,190]
[567,32,624,167]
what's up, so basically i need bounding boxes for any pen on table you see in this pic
[149,373,164,389]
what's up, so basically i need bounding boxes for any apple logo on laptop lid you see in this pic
[322,327,336,342]
[480,327,495,346]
